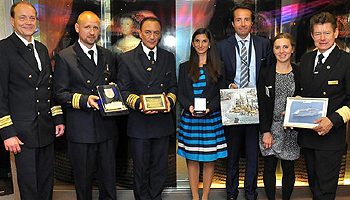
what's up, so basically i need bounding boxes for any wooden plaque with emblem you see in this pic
[140,93,168,112]
[96,85,128,116]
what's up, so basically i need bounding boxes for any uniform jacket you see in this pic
[177,61,226,114]
[117,43,177,139]
[257,63,300,134]
[0,33,64,147]
[297,46,350,151]
[217,34,272,87]
[53,42,118,143]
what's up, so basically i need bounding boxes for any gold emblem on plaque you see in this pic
[104,88,115,98]
[147,67,152,71]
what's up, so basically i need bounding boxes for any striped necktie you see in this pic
[240,40,248,88]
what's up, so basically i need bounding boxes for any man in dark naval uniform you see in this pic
[53,11,118,200]
[117,17,177,200]
[298,12,350,200]
[0,2,65,200]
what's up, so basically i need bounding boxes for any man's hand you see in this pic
[161,93,171,113]
[312,117,333,136]
[229,83,238,89]
[262,132,274,149]
[139,101,158,115]
[88,95,99,110]
[4,136,24,154]
[55,124,65,137]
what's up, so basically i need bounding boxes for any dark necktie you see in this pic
[149,51,155,64]
[88,50,95,65]
[313,53,324,76]
[240,40,248,88]
[27,43,38,67]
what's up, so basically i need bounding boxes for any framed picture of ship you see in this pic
[283,97,328,129]
[220,88,259,126]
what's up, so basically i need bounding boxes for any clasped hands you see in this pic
[189,105,209,117]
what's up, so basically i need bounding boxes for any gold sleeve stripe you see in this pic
[51,105,63,117]
[0,115,13,129]
[126,94,140,110]
[336,106,350,123]
[72,93,82,109]
[167,93,176,104]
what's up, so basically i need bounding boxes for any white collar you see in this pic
[316,43,336,60]
[235,33,251,43]
[78,39,97,55]
[15,32,34,47]
[141,42,157,61]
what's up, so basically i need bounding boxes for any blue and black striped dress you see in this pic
[177,67,228,162]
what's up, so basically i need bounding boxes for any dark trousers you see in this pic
[263,156,295,200]
[131,136,169,200]
[225,124,259,200]
[0,141,10,178]
[68,138,116,200]
[14,143,54,200]
[303,148,343,200]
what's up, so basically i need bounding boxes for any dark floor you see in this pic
[0,177,12,197]
[2,184,350,200]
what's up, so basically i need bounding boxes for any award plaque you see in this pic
[96,85,128,116]
[140,93,168,112]
[194,98,206,115]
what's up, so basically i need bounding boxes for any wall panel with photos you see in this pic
[10,0,350,189]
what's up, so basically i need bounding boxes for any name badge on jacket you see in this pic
[265,86,272,97]
[328,80,338,85]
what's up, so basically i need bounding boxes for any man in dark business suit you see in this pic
[298,12,350,200]
[0,2,65,200]
[117,17,177,200]
[217,3,272,200]
[53,11,118,200]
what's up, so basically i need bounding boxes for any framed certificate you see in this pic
[283,97,328,129]
[140,93,167,112]
[96,85,128,116]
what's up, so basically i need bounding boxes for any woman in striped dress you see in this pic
[177,28,228,200]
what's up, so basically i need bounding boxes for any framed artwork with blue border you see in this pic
[283,97,328,129]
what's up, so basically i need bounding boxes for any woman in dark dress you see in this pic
[257,33,300,200]
[177,28,227,200]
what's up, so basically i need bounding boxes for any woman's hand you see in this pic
[262,132,274,149]
[189,105,209,117]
